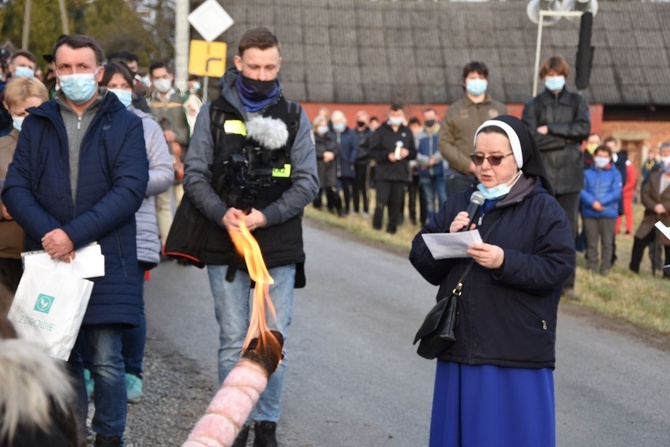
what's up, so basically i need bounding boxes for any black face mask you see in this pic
[424,119,436,128]
[240,74,277,98]
[357,121,367,128]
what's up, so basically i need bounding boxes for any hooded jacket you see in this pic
[2,92,148,327]
[410,178,575,369]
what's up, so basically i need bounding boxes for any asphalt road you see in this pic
[144,220,670,447]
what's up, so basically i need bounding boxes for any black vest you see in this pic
[197,94,306,284]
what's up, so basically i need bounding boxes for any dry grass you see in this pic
[304,200,670,335]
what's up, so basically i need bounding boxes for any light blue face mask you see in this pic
[466,78,488,96]
[109,88,133,108]
[545,76,565,92]
[477,170,522,200]
[58,71,99,104]
[14,66,35,77]
[333,122,346,133]
[12,116,24,132]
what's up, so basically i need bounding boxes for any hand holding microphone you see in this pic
[449,191,485,232]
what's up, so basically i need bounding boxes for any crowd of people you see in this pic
[0,25,668,447]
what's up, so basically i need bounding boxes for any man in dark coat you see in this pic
[522,55,590,301]
[369,104,417,234]
[2,35,148,447]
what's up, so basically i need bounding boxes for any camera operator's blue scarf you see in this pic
[236,75,279,113]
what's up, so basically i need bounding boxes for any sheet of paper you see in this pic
[421,230,483,259]
[22,243,105,279]
[655,221,670,240]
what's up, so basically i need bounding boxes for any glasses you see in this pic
[470,152,514,166]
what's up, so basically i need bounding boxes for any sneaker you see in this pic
[232,425,250,447]
[253,421,278,447]
[84,368,94,401]
[125,373,143,404]
[94,434,122,447]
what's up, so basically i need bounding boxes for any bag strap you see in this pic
[451,223,497,296]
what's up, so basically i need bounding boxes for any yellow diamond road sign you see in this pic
[189,40,227,78]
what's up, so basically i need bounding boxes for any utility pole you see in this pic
[21,0,32,50]
[174,0,190,93]
[59,0,70,35]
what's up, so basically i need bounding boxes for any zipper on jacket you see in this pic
[513,296,549,331]
[77,115,82,130]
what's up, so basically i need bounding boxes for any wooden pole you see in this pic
[58,0,70,35]
[21,0,32,50]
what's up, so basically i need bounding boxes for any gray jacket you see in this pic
[183,73,318,229]
[131,107,173,264]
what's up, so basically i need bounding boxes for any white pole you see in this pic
[21,0,32,50]
[174,0,190,93]
[531,10,586,97]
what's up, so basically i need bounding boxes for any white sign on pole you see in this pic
[187,0,234,42]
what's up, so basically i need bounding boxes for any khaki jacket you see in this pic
[636,170,670,245]
[438,94,508,176]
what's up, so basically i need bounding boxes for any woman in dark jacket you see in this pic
[312,115,342,216]
[410,115,575,447]
[522,55,590,300]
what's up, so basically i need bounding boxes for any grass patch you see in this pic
[305,202,670,335]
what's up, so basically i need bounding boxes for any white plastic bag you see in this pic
[8,265,93,361]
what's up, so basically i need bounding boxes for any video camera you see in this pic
[222,115,290,212]
[0,48,11,74]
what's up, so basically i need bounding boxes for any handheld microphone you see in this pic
[460,191,485,232]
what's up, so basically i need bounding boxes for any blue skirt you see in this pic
[429,361,555,447]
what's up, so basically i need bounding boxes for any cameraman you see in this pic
[182,27,318,447]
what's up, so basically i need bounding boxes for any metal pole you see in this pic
[21,0,32,50]
[58,0,70,35]
[532,11,545,97]
[531,10,586,97]
[174,0,190,93]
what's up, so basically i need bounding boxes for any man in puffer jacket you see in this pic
[2,35,148,447]
[580,145,622,275]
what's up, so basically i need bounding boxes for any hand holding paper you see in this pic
[422,230,483,259]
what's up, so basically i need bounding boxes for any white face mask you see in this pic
[388,116,403,126]
[153,78,172,93]
[594,156,610,169]
[661,156,670,166]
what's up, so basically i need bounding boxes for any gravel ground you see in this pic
[87,347,217,447]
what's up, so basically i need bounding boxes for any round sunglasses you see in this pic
[470,152,514,166]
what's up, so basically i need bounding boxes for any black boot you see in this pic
[232,425,250,447]
[253,421,278,447]
[94,434,122,447]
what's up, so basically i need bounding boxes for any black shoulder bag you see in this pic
[413,224,496,360]
[413,260,474,360]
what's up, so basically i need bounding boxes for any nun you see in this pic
[410,115,576,447]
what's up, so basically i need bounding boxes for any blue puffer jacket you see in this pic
[580,164,622,219]
[2,92,149,327]
[410,176,575,369]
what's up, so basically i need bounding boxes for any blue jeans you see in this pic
[207,264,296,422]
[420,176,447,219]
[69,324,127,440]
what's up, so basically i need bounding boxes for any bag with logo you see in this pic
[8,264,94,361]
